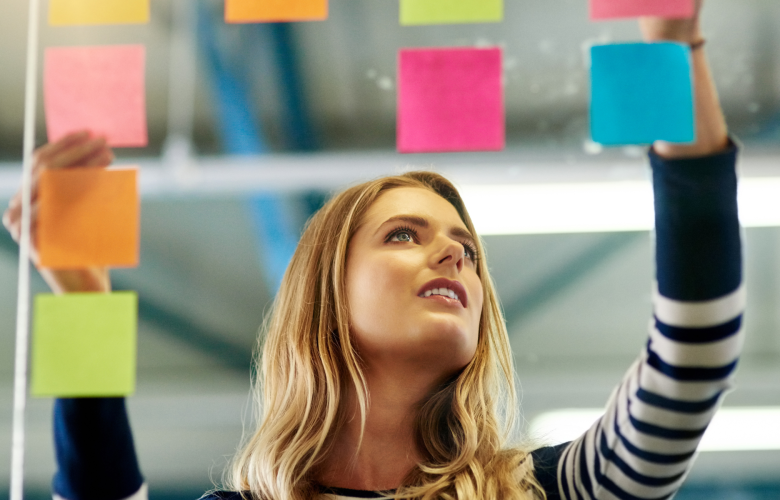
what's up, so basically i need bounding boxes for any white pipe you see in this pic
[10,0,41,498]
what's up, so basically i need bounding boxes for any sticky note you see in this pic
[590,43,694,146]
[49,0,150,25]
[400,0,502,25]
[44,45,148,148]
[398,47,504,153]
[38,167,139,269]
[590,0,694,20]
[225,0,327,23]
[31,292,138,397]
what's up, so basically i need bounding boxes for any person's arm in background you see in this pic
[2,131,146,500]
[551,1,744,498]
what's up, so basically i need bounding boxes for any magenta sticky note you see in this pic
[590,0,694,20]
[45,45,148,148]
[398,47,504,153]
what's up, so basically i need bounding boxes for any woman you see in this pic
[3,1,743,499]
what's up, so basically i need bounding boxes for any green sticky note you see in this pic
[400,0,503,25]
[31,292,138,397]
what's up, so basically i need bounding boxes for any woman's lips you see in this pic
[421,293,463,308]
[416,277,467,308]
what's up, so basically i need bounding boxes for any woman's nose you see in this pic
[436,240,464,272]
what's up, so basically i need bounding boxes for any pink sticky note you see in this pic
[590,0,694,20]
[45,45,148,148]
[398,47,504,153]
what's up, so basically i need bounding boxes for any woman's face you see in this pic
[346,187,483,379]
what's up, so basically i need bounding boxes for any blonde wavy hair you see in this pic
[228,171,544,500]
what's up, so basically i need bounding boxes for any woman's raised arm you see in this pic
[549,3,744,498]
[639,0,730,158]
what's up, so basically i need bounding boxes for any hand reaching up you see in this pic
[2,131,114,294]
[636,0,729,158]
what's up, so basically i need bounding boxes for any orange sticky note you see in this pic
[49,0,150,25]
[38,167,140,269]
[44,45,148,148]
[225,0,327,23]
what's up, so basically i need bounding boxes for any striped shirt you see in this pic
[53,145,743,500]
[553,144,743,500]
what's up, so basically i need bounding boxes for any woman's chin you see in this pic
[407,322,476,365]
[416,312,474,341]
[353,312,478,375]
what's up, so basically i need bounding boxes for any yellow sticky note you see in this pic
[49,0,150,26]
[31,292,138,397]
[400,0,503,25]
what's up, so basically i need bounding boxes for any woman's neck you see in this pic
[315,367,439,491]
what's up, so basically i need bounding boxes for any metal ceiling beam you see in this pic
[3,152,780,199]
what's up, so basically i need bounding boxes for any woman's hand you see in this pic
[639,0,704,44]
[2,130,114,294]
[637,0,729,159]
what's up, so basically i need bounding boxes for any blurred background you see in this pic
[1,0,780,499]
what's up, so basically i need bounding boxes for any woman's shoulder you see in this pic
[531,442,569,464]
[530,442,571,500]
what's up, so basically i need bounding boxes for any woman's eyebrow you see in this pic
[377,214,475,243]
[380,214,429,230]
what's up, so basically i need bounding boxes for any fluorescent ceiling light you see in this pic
[460,177,780,235]
[528,407,780,452]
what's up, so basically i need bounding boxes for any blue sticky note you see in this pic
[590,43,694,146]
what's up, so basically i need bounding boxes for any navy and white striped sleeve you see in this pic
[53,398,147,500]
[556,143,744,500]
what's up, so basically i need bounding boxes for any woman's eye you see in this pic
[393,231,413,242]
[462,243,478,261]
[387,227,418,244]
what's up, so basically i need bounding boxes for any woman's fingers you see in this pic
[28,148,112,205]
[3,194,19,225]
[2,201,21,242]
[34,130,91,165]
[44,136,109,170]
[79,146,115,168]
[3,195,38,241]
[4,171,43,228]
[3,199,42,269]
[6,132,114,238]
[33,132,110,171]
[4,192,43,267]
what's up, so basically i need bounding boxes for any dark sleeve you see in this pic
[651,142,741,301]
[554,144,744,500]
[531,443,569,500]
[53,398,144,500]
